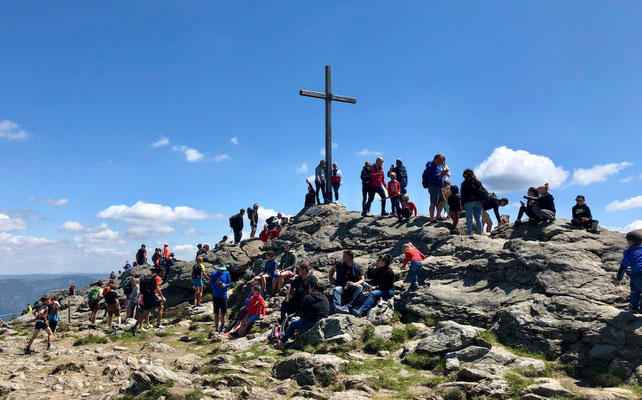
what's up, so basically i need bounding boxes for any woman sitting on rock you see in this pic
[523,183,556,223]
[275,281,329,349]
[336,254,396,317]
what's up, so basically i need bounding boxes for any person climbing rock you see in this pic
[401,243,425,289]
[482,195,509,233]
[399,194,418,222]
[613,230,642,312]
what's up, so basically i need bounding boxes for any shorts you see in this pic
[48,319,59,333]
[428,185,445,204]
[248,314,261,322]
[35,320,48,330]
[106,304,121,317]
[192,278,203,288]
[127,300,137,311]
[274,270,295,280]
[89,300,100,312]
[212,297,227,314]
[142,295,161,311]
[482,210,492,225]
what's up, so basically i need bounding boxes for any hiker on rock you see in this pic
[254,250,278,296]
[338,254,395,317]
[217,236,228,246]
[192,256,210,306]
[364,157,388,216]
[275,280,329,349]
[110,271,116,280]
[88,282,104,324]
[68,284,77,296]
[229,208,245,245]
[401,243,425,289]
[163,243,171,258]
[248,203,259,237]
[304,179,316,207]
[267,225,282,241]
[331,162,343,202]
[274,241,297,293]
[104,285,121,327]
[571,195,599,231]
[388,158,408,195]
[151,248,163,266]
[399,194,418,222]
[422,154,448,222]
[126,278,140,319]
[613,230,642,313]
[132,268,166,335]
[136,244,147,265]
[280,260,318,324]
[124,260,131,270]
[315,160,327,204]
[162,253,176,284]
[460,168,486,235]
[387,172,402,217]
[223,284,265,338]
[47,296,61,333]
[360,161,372,213]
[482,195,509,233]
[329,250,365,312]
[211,264,231,334]
[514,187,538,226]
[25,296,53,354]
[447,185,462,234]
[259,224,270,242]
[523,183,556,223]
[195,244,205,260]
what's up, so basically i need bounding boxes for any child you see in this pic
[523,183,555,223]
[387,172,401,217]
[399,194,418,222]
[211,264,232,333]
[254,251,277,295]
[192,256,209,306]
[571,195,599,231]
[448,185,462,234]
[400,243,425,289]
[223,285,265,338]
[25,296,53,354]
[613,231,642,312]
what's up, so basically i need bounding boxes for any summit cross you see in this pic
[300,65,357,204]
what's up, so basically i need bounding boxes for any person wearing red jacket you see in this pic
[399,194,418,222]
[401,243,425,289]
[163,243,170,259]
[223,285,265,338]
[387,172,401,217]
[259,224,269,242]
[363,157,388,216]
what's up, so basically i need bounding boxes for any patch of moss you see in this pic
[51,362,85,374]
[566,359,623,388]
[73,334,109,346]
[504,372,534,397]
[362,325,375,341]
[404,323,419,339]
[364,338,399,353]
[421,316,438,327]
[391,328,408,343]
[402,352,441,370]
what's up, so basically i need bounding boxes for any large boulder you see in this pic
[272,352,348,386]
[300,315,373,346]
[412,321,484,355]
[366,298,395,325]
[129,365,191,394]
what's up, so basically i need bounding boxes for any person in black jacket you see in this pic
[304,179,316,207]
[460,169,486,234]
[514,187,538,226]
[523,183,556,223]
[275,281,329,348]
[482,196,509,233]
[338,254,395,317]
[229,208,245,244]
[136,244,147,265]
[360,161,371,216]
[388,159,408,195]
[571,195,599,230]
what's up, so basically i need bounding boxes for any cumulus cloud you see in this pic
[44,198,68,206]
[214,154,230,162]
[606,196,642,212]
[475,146,569,193]
[604,220,642,233]
[173,244,197,261]
[620,176,634,183]
[0,120,28,141]
[230,137,239,145]
[97,201,216,223]
[320,142,339,156]
[0,214,27,232]
[75,228,121,243]
[357,148,382,156]
[296,163,309,174]
[183,228,202,236]
[570,162,633,186]
[152,136,170,147]
[172,145,204,162]
[126,224,175,237]
[59,221,84,232]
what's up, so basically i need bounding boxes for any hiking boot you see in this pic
[24,347,35,355]
[131,327,136,336]
[381,211,389,216]
[591,221,599,230]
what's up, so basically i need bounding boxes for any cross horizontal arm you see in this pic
[300,90,357,104]
[330,94,357,104]
[299,90,326,99]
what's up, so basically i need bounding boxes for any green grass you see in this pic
[185,389,203,400]
[477,330,498,344]
[51,362,85,374]
[110,331,148,343]
[344,358,426,398]
[513,364,553,378]
[562,359,623,388]
[402,352,441,370]
[425,375,453,388]
[363,325,375,341]
[504,372,534,397]
[155,328,175,338]
[622,385,642,397]
[405,324,419,339]
[421,316,438,327]
[73,334,109,346]
[201,292,213,303]
[363,328,409,354]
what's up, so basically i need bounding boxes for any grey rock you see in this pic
[445,346,490,362]
[445,357,460,372]
[525,379,573,398]
[300,314,372,346]
[414,321,484,354]
[456,367,498,382]
[130,364,192,393]
[609,358,633,378]
[366,298,395,325]
[272,352,348,386]
[147,342,173,352]
[373,325,393,341]
[590,344,619,361]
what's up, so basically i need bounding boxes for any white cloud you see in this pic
[0,120,28,141]
[475,146,569,193]
[0,214,27,232]
[214,154,230,162]
[183,228,202,236]
[296,163,309,174]
[356,148,382,157]
[44,198,68,206]
[174,244,196,251]
[75,228,121,243]
[173,244,197,262]
[126,224,175,237]
[605,220,642,233]
[620,176,634,183]
[152,136,170,147]
[570,162,633,186]
[230,137,239,145]
[172,145,204,162]
[606,196,642,212]
[320,142,339,156]
[59,221,84,232]
[97,201,217,223]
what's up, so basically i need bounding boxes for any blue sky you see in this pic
[1,1,641,274]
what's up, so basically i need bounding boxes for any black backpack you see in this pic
[192,264,203,277]
[122,277,133,296]
[141,275,157,296]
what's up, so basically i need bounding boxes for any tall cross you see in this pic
[300,65,357,204]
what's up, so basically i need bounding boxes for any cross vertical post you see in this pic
[300,65,357,204]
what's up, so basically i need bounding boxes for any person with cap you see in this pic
[388,158,409,195]
[613,230,642,312]
[210,264,232,333]
[571,195,599,231]
[136,244,147,265]
[274,241,297,293]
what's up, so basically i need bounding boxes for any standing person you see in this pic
[387,172,401,217]
[132,269,166,335]
[124,261,131,270]
[104,286,121,328]
[572,195,599,230]
[422,154,448,222]
[195,244,205,260]
[151,248,162,267]
[527,184,556,223]
[210,264,232,333]
[275,281,329,348]
[315,160,326,205]
[460,169,486,235]
[364,157,388,216]
[443,181,452,218]
[223,285,265,338]
[88,283,103,324]
[305,179,316,207]
[47,296,61,334]
[26,304,33,315]
[399,194,418,222]
[329,250,365,312]
[136,244,147,265]
[162,253,176,284]
[514,187,539,226]
[274,241,297,293]
[331,163,343,202]
[389,159,408,195]
[163,243,171,259]
[229,208,245,245]
[448,185,462,234]
[280,260,318,324]
[360,161,372,214]
[126,278,140,319]
[192,256,209,306]
[346,255,395,317]
[613,230,642,312]
[248,203,259,238]
[25,296,53,354]
[482,196,509,233]
[401,243,425,289]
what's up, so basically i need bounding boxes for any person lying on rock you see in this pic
[223,284,265,338]
[254,251,277,296]
[275,281,329,349]
[274,241,297,293]
[336,254,395,317]
[571,195,599,231]
[613,230,642,313]
[514,187,539,226]
[280,260,318,325]
[401,243,425,289]
[329,250,365,313]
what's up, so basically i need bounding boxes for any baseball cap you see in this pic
[217,264,227,271]
[575,195,585,201]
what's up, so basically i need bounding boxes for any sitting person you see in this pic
[328,250,365,313]
[398,194,417,222]
[254,251,277,295]
[571,195,599,230]
[223,285,265,338]
[267,225,282,241]
[68,284,77,296]
[448,185,462,234]
[400,243,425,289]
[338,254,395,317]
[274,241,297,293]
[275,281,329,349]
[514,187,538,226]
[280,260,318,324]
[259,224,269,242]
[482,196,509,233]
[523,183,556,223]
[225,291,254,334]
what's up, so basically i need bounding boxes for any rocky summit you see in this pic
[3,204,642,400]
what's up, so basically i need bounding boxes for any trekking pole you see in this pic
[67,299,71,324]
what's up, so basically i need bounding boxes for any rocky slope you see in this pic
[3,204,641,400]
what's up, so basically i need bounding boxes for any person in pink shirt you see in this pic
[401,242,425,289]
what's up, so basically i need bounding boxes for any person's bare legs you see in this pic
[193,288,198,305]
[272,277,278,293]
[437,201,446,218]
[277,276,286,292]
[429,203,436,219]
[214,314,219,331]
[237,317,252,336]
[27,329,40,349]
[197,287,203,305]
[134,310,149,330]
[46,328,52,347]
[107,314,113,328]
[156,305,164,327]
[260,275,267,293]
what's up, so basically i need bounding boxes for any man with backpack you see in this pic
[389,159,408,195]
[132,269,166,335]
[88,283,103,324]
[25,296,54,354]
[247,203,259,238]
[136,244,147,265]
[229,208,245,245]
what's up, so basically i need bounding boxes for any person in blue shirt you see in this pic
[123,261,131,270]
[422,154,449,222]
[613,230,642,312]
[254,251,277,296]
[211,264,232,333]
